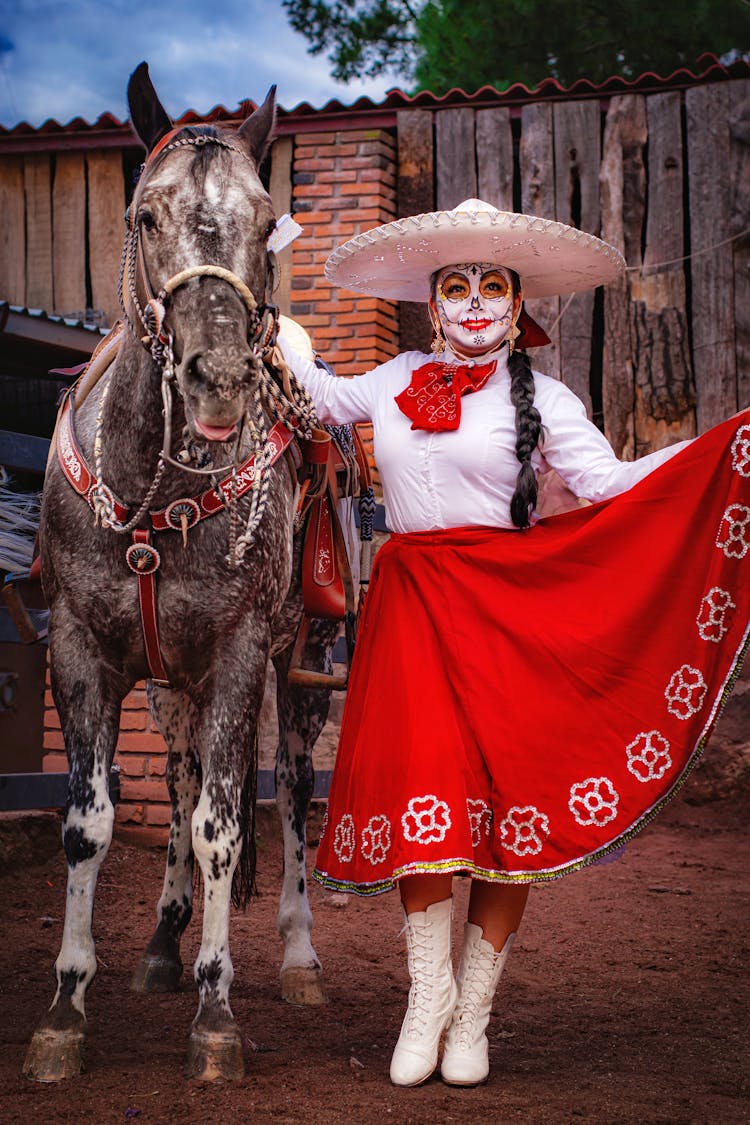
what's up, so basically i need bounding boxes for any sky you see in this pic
[0,0,395,129]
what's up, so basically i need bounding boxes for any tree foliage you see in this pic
[282,0,750,92]
[282,0,419,81]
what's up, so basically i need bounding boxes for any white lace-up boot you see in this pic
[389,898,457,1087]
[440,924,515,1086]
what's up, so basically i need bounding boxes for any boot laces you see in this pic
[453,948,496,1047]
[404,925,441,1038]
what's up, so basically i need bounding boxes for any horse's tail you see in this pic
[231,731,259,909]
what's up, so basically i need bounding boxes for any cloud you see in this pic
[0,0,394,127]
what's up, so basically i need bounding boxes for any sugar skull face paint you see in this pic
[433,263,516,356]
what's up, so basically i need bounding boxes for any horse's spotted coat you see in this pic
[24,65,335,1082]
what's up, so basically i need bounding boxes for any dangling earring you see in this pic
[507,321,520,355]
[429,302,446,355]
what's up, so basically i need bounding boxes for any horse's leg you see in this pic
[131,686,201,993]
[24,626,123,1082]
[273,618,337,1006]
[185,656,267,1082]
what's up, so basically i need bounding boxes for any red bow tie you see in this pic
[394,360,497,432]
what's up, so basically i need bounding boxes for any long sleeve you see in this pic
[537,376,691,503]
[278,335,377,425]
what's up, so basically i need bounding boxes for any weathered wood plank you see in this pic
[436,108,476,210]
[52,152,87,318]
[398,109,434,353]
[520,102,559,379]
[0,157,25,304]
[729,79,750,412]
[630,91,695,453]
[87,151,126,327]
[553,100,601,414]
[269,136,293,318]
[24,155,53,311]
[600,95,647,458]
[476,107,513,211]
[686,83,736,431]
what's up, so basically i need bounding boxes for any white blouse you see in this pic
[278,336,689,535]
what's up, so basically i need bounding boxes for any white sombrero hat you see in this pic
[325,198,625,301]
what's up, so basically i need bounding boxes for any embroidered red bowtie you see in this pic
[394,360,497,432]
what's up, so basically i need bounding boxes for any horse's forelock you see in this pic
[139,124,266,198]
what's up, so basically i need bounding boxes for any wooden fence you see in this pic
[397,79,750,455]
[0,76,748,458]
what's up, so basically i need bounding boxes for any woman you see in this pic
[278,199,749,1088]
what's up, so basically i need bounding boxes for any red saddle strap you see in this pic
[128,530,170,686]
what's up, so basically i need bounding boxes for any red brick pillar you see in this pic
[290,128,400,476]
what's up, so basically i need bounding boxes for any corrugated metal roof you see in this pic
[287,53,750,113]
[0,303,107,335]
[0,303,108,354]
[0,52,747,149]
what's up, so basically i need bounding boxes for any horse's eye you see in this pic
[139,210,158,234]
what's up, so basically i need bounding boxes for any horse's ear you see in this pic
[127,62,173,155]
[237,86,276,165]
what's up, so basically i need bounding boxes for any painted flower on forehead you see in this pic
[432,262,517,357]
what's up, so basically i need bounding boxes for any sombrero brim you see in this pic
[325,207,625,301]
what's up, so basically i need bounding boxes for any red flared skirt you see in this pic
[312,412,750,894]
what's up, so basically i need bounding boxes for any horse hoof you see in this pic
[186,1026,245,1082]
[23,1027,85,1082]
[280,966,326,1006]
[131,954,182,993]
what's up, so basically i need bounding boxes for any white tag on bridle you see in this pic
[267,212,303,254]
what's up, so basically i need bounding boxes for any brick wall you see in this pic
[43,666,171,846]
[289,128,399,375]
[41,127,400,840]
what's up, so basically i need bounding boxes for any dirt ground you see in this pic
[1,783,748,1125]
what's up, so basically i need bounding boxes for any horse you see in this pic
[23,62,341,1083]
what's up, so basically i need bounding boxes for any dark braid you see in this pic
[508,347,542,528]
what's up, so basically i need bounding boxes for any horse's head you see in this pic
[126,62,277,442]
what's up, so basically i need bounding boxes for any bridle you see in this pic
[98,126,319,562]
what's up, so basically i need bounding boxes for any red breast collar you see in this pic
[56,388,295,535]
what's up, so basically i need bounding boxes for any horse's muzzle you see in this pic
[179,348,260,440]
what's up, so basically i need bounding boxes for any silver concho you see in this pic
[165,497,201,532]
[125,542,161,575]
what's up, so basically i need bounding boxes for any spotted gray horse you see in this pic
[23,62,338,1083]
